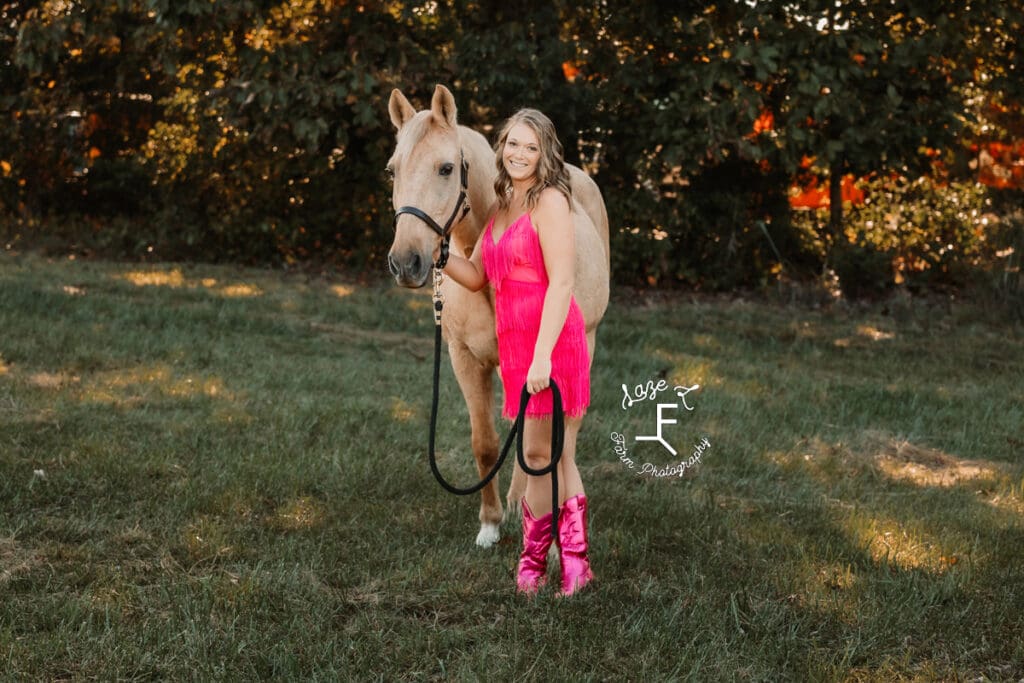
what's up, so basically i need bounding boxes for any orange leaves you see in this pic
[789,173,865,210]
[561,61,581,82]
[751,109,774,135]
[745,111,868,210]
[974,141,1024,190]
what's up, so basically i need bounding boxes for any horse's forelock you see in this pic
[393,111,457,168]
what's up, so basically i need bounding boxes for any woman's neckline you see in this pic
[490,211,530,246]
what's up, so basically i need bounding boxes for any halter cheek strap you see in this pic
[393,153,470,269]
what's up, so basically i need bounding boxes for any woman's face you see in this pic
[503,122,541,185]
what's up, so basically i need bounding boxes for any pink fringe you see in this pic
[483,215,591,420]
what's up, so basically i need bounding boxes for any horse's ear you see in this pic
[430,84,458,129]
[389,89,417,131]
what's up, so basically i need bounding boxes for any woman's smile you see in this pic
[503,123,541,181]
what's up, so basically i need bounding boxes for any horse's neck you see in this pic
[451,125,497,253]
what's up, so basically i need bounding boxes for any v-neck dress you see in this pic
[482,211,590,420]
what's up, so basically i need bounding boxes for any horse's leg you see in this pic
[449,342,503,547]
[505,460,527,524]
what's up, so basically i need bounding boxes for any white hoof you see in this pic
[475,522,500,548]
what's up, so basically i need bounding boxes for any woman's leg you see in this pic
[522,415,585,511]
[521,416,554,515]
[557,417,584,504]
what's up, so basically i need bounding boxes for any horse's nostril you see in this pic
[388,254,400,276]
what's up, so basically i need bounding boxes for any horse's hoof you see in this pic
[475,523,500,548]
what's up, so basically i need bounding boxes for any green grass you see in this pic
[1,251,1023,680]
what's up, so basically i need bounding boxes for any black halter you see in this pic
[392,152,470,269]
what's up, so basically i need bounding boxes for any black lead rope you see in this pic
[426,275,564,539]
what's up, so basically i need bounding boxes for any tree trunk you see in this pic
[829,156,844,238]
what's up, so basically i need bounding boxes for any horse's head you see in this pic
[386,84,467,288]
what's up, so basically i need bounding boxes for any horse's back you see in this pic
[566,164,610,332]
[567,165,610,269]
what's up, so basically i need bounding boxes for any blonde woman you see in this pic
[441,109,593,596]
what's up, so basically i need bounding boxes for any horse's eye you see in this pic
[384,166,394,178]
[439,162,454,177]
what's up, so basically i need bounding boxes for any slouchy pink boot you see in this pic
[516,499,554,595]
[557,494,594,596]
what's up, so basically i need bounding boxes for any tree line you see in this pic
[1,0,1022,295]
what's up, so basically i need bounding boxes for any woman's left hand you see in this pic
[526,357,552,395]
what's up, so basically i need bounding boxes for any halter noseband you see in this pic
[392,152,470,269]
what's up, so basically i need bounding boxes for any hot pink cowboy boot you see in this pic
[517,498,554,595]
[557,494,594,596]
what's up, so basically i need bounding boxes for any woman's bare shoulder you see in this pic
[535,187,571,216]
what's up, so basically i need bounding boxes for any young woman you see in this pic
[440,109,594,596]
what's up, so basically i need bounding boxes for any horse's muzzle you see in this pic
[388,250,430,288]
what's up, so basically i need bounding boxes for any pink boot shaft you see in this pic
[557,493,594,596]
[516,498,553,595]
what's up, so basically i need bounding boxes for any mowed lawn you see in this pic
[1,251,1023,680]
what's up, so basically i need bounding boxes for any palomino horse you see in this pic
[386,84,610,547]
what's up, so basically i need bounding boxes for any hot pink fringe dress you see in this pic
[482,211,590,420]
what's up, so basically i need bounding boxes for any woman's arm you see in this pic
[440,233,488,292]
[526,188,575,395]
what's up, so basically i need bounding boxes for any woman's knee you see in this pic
[521,445,552,471]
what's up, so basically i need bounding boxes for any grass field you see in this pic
[1,251,1023,681]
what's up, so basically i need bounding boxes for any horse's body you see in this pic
[386,85,610,547]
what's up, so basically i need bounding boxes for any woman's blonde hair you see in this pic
[493,108,572,211]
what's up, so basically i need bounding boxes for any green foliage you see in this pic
[1,1,1023,293]
[820,177,980,296]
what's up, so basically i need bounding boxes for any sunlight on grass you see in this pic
[856,324,896,341]
[690,333,722,352]
[848,512,961,574]
[985,492,1024,515]
[123,268,186,287]
[182,516,236,562]
[219,283,263,298]
[394,285,434,313]
[119,268,263,297]
[652,349,718,388]
[835,323,898,347]
[268,497,325,532]
[876,439,1002,488]
[773,433,1008,494]
[406,298,431,312]
[390,397,417,422]
[78,364,233,406]
[27,371,76,389]
[331,284,355,298]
